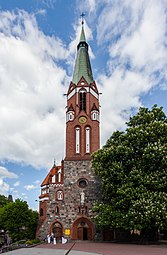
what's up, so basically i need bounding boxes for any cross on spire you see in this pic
[80,12,86,25]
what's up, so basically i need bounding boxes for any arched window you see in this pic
[79,91,86,111]
[66,111,74,122]
[76,127,80,153]
[40,208,43,217]
[57,190,63,200]
[85,127,90,153]
[91,110,99,121]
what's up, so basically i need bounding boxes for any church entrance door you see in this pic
[77,226,88,240]
[52,222,62,242]
[72,217,94,240]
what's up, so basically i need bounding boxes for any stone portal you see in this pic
[52,222,63,242]
[71,217,94,240]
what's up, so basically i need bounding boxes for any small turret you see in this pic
[8,194,13,202]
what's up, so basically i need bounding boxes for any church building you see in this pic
[36,21,101,241]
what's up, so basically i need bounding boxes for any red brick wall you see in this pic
[65,79,100,160]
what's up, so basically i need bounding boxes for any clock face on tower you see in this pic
[79,116,87,124]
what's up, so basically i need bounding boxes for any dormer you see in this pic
[91,103,99,121]
[66,104,75,122]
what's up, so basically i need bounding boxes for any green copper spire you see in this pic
[80,25,86,42]
[72,23,94,85]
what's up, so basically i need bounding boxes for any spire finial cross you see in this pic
[80,12,86,25]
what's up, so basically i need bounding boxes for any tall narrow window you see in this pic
[86,127,90,153]
[52,175,56,183]
[58,172,61,182]
[76,127,80,153]
[79,92,86,111]
[55,206,59,214]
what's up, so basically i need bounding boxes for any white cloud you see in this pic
[34,180,40,184]
[13,181,20,187]
[0,10,69,168]
[98,68,151,141]
[24,184,38,191]
[41,0,57,9]
[109,1,167,72]
[0,166,18,195]
[76,0,97,14]
[93,0,167,142]
[0,166,18,179]
[0,179,10,195]
[24,180,42,191]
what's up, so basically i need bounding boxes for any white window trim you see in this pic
[57,190,63,200]
[52,175,56,183]
[58,172,61,182]
[76,127,80,153]
[91,110,99,121]
[66,111,74,122]
[86,127,90,153]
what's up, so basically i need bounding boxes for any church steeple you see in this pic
[65,21,100,160]
[72,23,94,85]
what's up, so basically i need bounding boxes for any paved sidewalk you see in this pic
[5,242,167,255]
[2,248,66,255]
[4,247,96,255]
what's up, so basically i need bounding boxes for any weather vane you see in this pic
[80,12,86,25]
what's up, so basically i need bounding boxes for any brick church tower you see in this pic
[36,21,101,241]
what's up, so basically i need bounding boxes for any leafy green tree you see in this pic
[27,209,39,239]
[0,195,11,233]
[92,105,167,241]
[0,199,38,241]
[0,195,10,208]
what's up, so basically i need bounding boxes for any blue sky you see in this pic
[0,0,167,210]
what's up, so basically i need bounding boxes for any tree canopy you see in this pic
[92,105,167,240]
[0,195,10,208]
[0,198,38,241]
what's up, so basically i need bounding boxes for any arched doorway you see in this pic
[71,217,94,240]
[52,222,63,242]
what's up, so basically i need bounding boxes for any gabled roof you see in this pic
[39,193,49,199]
[41,164,61,186]
[91,103,99,111]
[72,24,94,85]
[68,104,74,111]
[67,82,76,95]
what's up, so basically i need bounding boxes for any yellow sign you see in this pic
[65,229,70,235]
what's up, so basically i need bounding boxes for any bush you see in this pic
[26,239,40,245]
[26,240,33,245]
